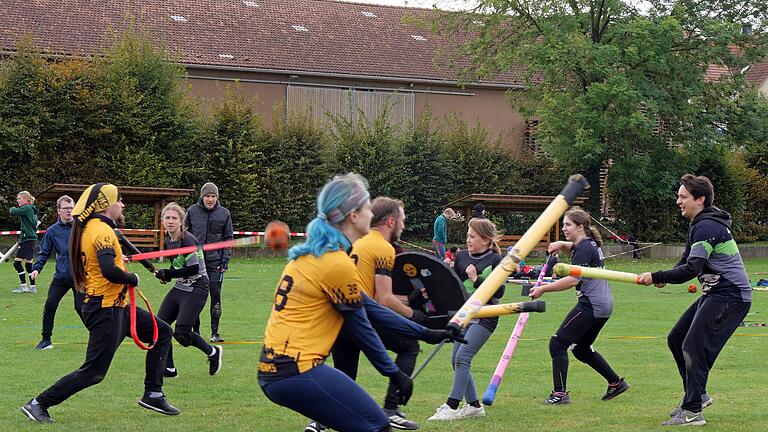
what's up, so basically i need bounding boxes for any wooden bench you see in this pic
[497,234,550,251]
[121,230,161,250]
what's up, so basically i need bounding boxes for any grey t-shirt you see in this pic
[166,232,208,294]
[572,237,614,318]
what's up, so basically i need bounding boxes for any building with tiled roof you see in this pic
[744,60,768,97]
[0,0,531,148]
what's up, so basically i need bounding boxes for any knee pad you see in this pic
[13,261,24,273]
[549,335,571,358]
[212,303,222,319]
[173,326,194,347]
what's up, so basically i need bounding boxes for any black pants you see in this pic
[35,298,173,408]
[157,286,212,370]
[669,295,750,412]
[332,323,420,410]
[550,305,620,392]
[41,277,85,340]
[193,269,223,334]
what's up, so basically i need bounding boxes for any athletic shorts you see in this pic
[16,241,35,261]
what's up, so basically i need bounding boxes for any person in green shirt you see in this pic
[432,208,455,260]
[10,191,39,293]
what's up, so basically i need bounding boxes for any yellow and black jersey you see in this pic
[81,217,128,308]
[259,250,364,381]
[350,230,395,297]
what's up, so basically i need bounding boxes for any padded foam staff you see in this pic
[128,236,258,262]
[447,174,589,331]
[553,263,641,284]
[474,300,546,318]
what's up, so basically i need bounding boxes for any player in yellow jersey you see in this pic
[259,174,414,432]
[20,184,176,424]
[337,197,423,430]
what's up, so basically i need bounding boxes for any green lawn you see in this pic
[1,256,767,432]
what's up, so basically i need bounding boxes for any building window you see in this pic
[524,119,540,153]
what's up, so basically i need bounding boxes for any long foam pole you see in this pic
[0,242,20,265]
[553,263,640,284]
[474,300,545,318]
[128,236,258,261]
[447,175,589,331]
[482,256,553,405]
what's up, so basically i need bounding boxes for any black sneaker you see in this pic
[35,339,53,350]
[602,377,630,401]
[210,333,224,343]
[138,394,180,416]
[164,367,178,378]
[305,421,326,432]
[384,408,419,430]
[20,400,54,423]
[208,345,223,376]
[544,391,572,405]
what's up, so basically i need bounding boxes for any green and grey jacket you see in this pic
[652,206,751,302]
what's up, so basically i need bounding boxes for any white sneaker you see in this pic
[460,404,486,418]
[28,285,37,294]
[428,404,463,421]
[12,283,29,293]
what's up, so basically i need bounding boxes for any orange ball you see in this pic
[688,284,698,293]
[265,220,290,250]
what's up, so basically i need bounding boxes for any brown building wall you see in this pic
[415,88,525,151]
[182,67,525,150]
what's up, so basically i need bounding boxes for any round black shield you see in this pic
[392,252,468,329]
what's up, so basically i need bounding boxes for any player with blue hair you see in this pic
[258,173,413,432]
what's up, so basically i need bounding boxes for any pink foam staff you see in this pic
[482,253,555,406]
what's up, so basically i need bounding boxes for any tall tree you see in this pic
[429,0,768,239]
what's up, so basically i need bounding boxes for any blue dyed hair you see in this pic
[288,173,370,260]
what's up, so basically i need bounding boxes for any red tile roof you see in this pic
[0,0,526,87]
[744,60,768,89]
[704,64,733,82]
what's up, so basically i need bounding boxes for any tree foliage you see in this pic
[428,0,768,240]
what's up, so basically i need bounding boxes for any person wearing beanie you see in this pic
[20,183,178,423]
[186,181,233,343]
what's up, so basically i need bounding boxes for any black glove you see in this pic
[389,371,413,405]
[410,309,428,325]
[420,328,459,344]
[444,324,468,344]
[425,328,468,344]
[155,269,172,283]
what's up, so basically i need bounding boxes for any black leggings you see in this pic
[157,286,213,370]
[35,298,172,408]
[549,305,620,392]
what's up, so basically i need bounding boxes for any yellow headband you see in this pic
[72,183,120,225]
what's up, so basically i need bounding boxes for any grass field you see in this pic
[1,255,767,432]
